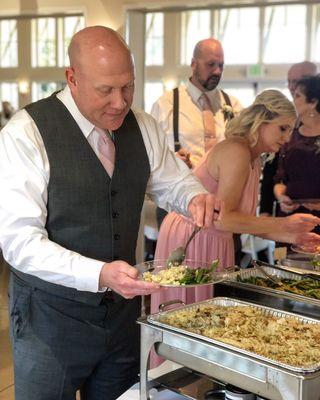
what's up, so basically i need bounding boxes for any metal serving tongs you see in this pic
[253,259,320,282]
[252,260,284,286]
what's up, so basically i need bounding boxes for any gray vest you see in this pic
[12,93,150,305]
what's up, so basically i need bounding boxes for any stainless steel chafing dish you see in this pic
[138,297,320,400]
[215,264,320,320]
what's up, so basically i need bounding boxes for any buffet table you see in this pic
[135,263,320,400]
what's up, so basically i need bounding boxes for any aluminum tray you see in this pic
[147,297,320,374]
[226,266,320,306]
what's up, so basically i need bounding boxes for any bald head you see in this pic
[65,26,135,131]
[287,61,318,96]
[68,26,133,72]
[193,38,223,60]
[191,38,224,91]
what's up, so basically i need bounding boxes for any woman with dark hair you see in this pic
[274,75,320,234]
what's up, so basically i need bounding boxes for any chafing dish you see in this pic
[215,265,320,319]
[138,297,320,400]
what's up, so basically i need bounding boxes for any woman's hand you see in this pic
[278,194,299,213]
[302,201,320,211]
[291,232,320,247]
[282,213,320,233]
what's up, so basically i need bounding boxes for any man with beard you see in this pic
[151,38,242,169]
[151,38,242,229]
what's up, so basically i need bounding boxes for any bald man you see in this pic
[0,26,218,400]
[151,38,242,169]
[287,61,318,97]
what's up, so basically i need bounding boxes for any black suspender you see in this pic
[173,87,181,152]
[221,90,232,106]
[172,88,232,150]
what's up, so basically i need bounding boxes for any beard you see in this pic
[196,72,221,91]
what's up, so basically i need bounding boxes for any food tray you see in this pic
[226,266,320,305]
[147,297,320,373]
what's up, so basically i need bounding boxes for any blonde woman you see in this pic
[152,90,320,311]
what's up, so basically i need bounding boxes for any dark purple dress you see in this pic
[276,128,320,233]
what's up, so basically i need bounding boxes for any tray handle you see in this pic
[159,299,186,312]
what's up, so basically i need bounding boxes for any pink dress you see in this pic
[149,154,260,367]
[152,154,261,309]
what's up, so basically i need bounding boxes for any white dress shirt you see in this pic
[151,80,242,167]
[0,86,206,293]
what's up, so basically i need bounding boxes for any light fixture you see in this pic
[18,80,30,94]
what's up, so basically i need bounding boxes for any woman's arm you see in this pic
[261,231,320,246]
[209,141,319,235]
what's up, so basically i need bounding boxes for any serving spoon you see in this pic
[166,226,201,267]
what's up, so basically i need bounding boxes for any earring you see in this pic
[310,112,315,118]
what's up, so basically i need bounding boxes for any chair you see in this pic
[240,233,275,267]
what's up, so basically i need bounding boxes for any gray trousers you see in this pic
[9,272,140,400]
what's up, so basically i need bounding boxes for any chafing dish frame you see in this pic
[138,297,320,400]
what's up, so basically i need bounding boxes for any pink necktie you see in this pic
[97,128,115,177]
[200,93,217,152]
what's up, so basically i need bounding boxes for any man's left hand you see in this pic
[188,194,220,228]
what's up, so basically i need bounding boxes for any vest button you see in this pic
[112,211,119,218]
[114,234,120,240]
[111,190,117,197]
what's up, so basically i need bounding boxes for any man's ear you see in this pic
[65,67,77,88]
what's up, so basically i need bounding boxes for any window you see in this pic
[263,5,307,63]
[144,81,164,113]
[32,81,65,102]
[0,20,18,67]
[58,16,85,67]
[181,10,211,65]
[311,4,320,62]
[0,82,18,110]
[32,15,85,68]
[32,18,56,67]
[145,13,164,66]
[218,8,259,65]
[221,85,256,107]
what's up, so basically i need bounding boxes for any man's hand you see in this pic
[176,148,193,169]
[188,194,220,228]
[99,261,160,299]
